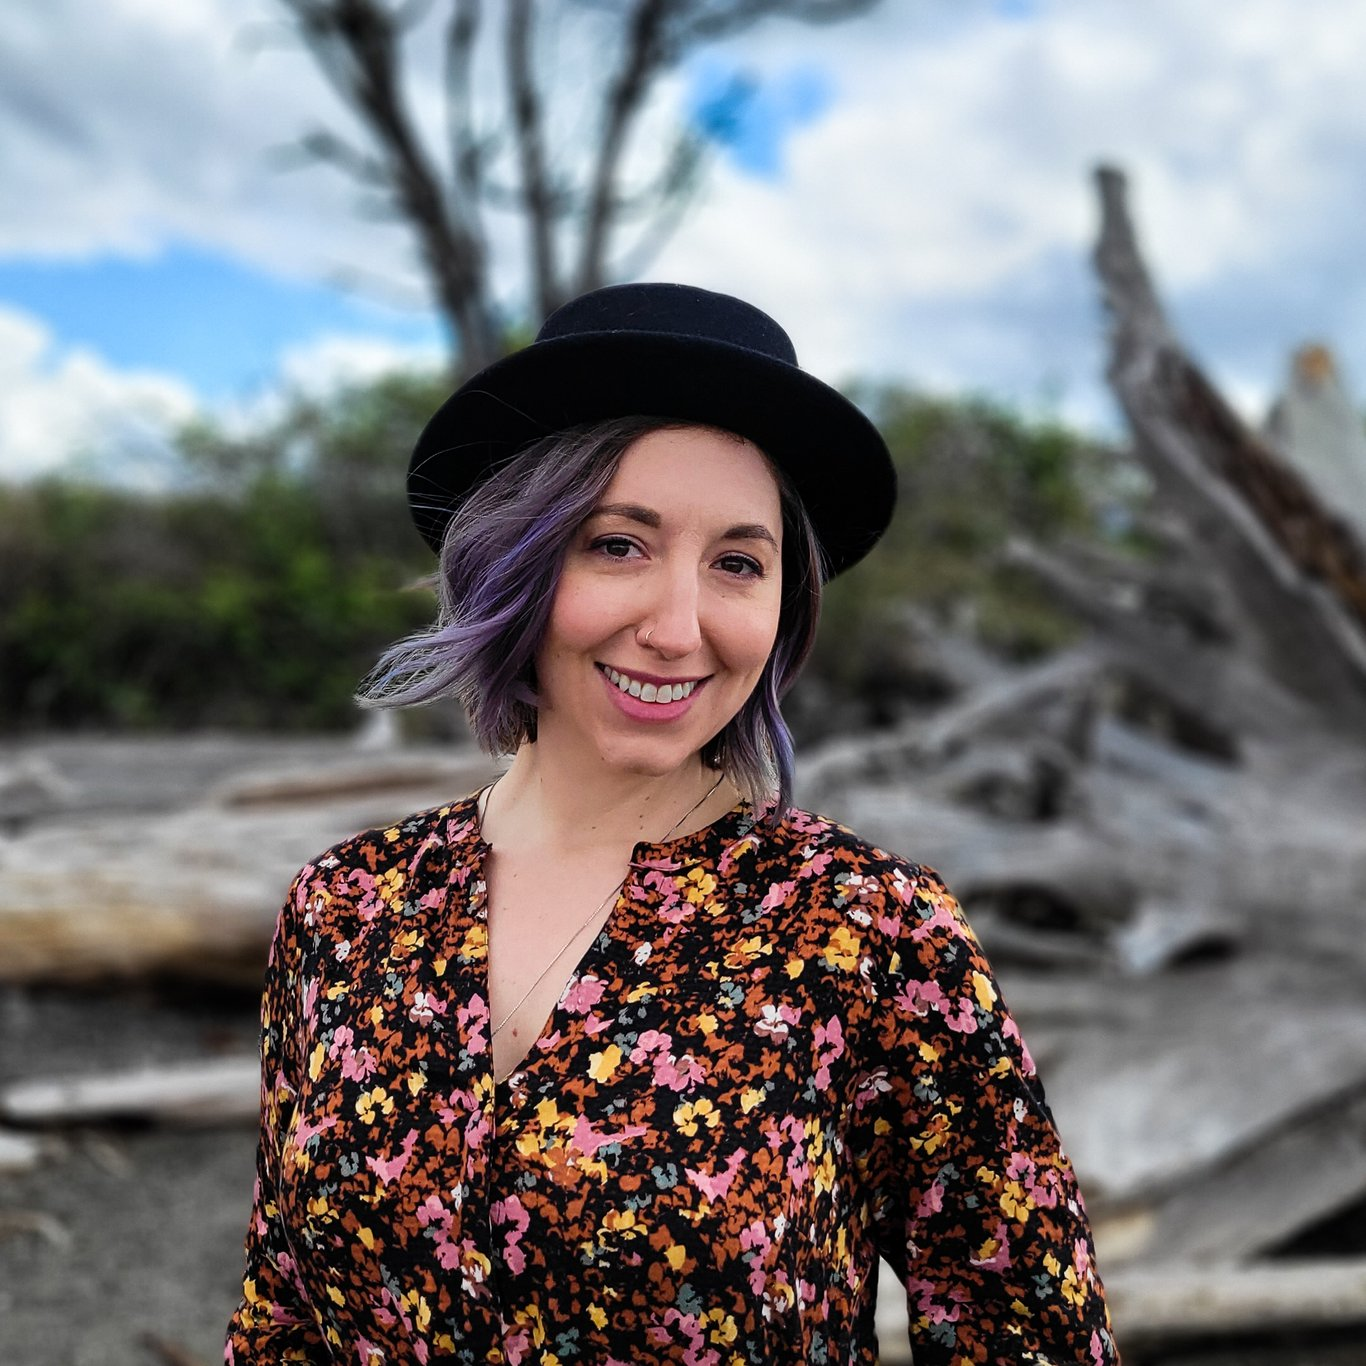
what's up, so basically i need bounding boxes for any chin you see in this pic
[595,737,707,779]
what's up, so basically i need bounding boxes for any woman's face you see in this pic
[535,425,784,781]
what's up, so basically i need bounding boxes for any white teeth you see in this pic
[602,667,697,703]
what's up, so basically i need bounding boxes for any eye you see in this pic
[590,534,642,560]
[716,552,765,578]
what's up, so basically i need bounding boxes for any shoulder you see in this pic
[749,803,955,908]
[278,793,485,937]
[740,803,974,963]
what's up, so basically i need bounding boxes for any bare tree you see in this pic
[276,0,881,372]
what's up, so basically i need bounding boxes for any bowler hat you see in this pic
[407,282,895,578]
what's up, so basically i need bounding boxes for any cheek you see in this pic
[716,597,783,682]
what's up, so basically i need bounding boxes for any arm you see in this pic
[224,872,330,1363]
[853,864,1118,1365]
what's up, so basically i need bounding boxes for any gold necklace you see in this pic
[485,772,726,1043]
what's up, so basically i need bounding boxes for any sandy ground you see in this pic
[0,984,261,1366]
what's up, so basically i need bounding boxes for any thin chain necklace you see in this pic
[485,772,726,1042]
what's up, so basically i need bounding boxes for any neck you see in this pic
[482,744,731,856]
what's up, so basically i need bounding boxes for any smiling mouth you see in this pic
[598,664,705,704]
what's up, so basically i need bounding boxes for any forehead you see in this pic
[603,426,782,523]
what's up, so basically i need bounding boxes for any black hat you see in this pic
[407,282,895,578]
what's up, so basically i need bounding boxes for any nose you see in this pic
[638,562,703,659]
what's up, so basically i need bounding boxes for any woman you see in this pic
[226,284,1118,1365]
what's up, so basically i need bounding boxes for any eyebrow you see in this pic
[590,502,780,552]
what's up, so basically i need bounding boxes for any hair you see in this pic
[357,415,826,820]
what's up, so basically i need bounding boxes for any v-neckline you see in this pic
[458,790,763,1100]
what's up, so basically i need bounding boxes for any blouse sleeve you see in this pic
[224,871,330,1364]
[853,862,1119,1365]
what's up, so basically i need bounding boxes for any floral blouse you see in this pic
[225,795,1117,1365]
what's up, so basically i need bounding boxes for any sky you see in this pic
[5,0,1366,482]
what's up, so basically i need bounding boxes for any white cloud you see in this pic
[0,306,443,484]
[653,0,1366,412]
[0,304,197,484]
[8,0,1366,433]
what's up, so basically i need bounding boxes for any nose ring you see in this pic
[644,629,654,644]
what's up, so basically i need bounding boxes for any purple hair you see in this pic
[358,416,824,818]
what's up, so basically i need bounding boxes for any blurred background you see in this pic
[3,1,1366,1362]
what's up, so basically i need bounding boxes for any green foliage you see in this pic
[0,372,1149,736]
[0,374,447,732]
[806,385,1145,696]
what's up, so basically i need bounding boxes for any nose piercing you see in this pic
[644,629,654,644]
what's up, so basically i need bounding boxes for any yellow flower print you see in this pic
[588,1044,622,1082]
[723,935,772,970]
[674,1098,719,1136]
[822,926,860,972]
[971,970,997,1011]
[356,1085,394,1124]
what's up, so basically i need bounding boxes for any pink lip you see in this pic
[596,663,708,688]
[596,664,709,723]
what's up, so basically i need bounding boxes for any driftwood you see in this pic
[1106,1257,1366,1345]
[0,747,498,986]
[1093,164,1366,732]
[0,1058,259,1128]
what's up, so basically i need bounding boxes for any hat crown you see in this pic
[536,282,798,366]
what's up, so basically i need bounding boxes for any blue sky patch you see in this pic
[688,59,834,180]
[0,244,441,399]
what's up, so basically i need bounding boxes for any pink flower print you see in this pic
[915,1181,944,1219]
[491,1194,531,1274]
[569,1113,647,1160]
[888,866,918,905]
[1003,1013,1038,1074]
[562,975,606,1014]
[457,993,490,1053]
[893,977,946,1017]
[327,1025,354,1058]
[970,1221,1012,1273]
[910,894,965,943]
[341,1045,378,1083]
[813,1015,845,1090]
[814,1015,843,1054]
[799,850,834,879]
[292,1112,338,1149]
[629,1029,671,1064]
[366,1127,420,1186]
[754,1003,800,1039]
[685,1148,746,1202]
[942,994,979,1035]
[853,1068,891,1112]
[759,880,796,912]
[653,1050,705,1091]
[408,989,447,1025]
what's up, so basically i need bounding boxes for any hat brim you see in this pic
[407,331,895,578]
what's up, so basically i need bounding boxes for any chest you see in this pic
[484,847,633,1082]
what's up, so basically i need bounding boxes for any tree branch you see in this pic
[506,0,562,318]
[1093,164,1366,733]
[575,0,674,293]
[282,0,501,369]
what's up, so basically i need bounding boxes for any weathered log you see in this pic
[1094,164,1366,733]
[1039,956,1366,1206]
[0,1057,259,1127]
[1132,1086,1366,1266]
[1106,1257,1366,1345]
[0,749,498,987]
